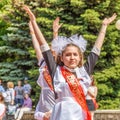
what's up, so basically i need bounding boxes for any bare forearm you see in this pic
[31,20,47,46]
[94,24,107,50]
[31,34,43,61]
[53,32,58,39]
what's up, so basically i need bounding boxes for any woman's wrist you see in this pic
[53,32,58,39]
[53,31,58,35]
[102,23,108,27]
[100,31,105,34]
[30,31,35,35]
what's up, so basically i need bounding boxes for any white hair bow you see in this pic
[51,34,87,55]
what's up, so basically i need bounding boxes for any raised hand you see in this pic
[102,13,117,26]
[53,17,62,33]
[94,13,117,51]
[22,5,36,21]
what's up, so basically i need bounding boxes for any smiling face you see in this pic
[61,44,82,69]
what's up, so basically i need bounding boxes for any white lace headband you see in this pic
[51,34,87,55]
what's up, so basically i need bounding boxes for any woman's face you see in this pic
[24,94,29,99]
[61,46,81,69]
[18,81,21,86]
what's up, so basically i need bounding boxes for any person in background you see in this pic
[28,16,62,120]
[14,80,24,107]
[0,79,5,93]
[23,80,32,95]
[86,75,98,120]
[2,81,15,106]
[0,93,6,120]
[14,93,32,120]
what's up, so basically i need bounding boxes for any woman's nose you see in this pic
[70,54,74,59]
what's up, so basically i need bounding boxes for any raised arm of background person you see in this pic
[29,21,43,62]
[94,13,117,51]
[53,17,62,39]
[23,5,56,80]
[23,5,47,46]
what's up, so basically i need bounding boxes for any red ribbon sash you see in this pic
[61,67,91,120]
[43,66,53,91]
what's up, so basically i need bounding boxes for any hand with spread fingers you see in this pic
[53,17,62,33]
[53,17,63,39]
[23,5,36,21]
[102,13,117,26]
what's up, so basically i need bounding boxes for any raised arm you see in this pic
[53,17,62,39]
[94,13,117,50]
[84,13,117,75]
[29,21,43,62]
[23,5,47,46]
[23,5,57,83]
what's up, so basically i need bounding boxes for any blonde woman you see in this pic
[3,82,15,106]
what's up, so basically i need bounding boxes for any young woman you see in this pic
[3,81,15,106]
[29,21,55,120]
[0,93,6,120]
[23,5,116,120]
[29,17,62,120]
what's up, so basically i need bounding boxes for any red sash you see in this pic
[61,67,91,120]
[43,66,53,91]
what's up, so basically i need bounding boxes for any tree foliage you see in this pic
[0,0,120,108]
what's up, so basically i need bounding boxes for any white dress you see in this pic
[50,66,91,120]
[34,61,55,120]
[0,103,5,118]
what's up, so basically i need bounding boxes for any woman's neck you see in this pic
[64,66,78,72]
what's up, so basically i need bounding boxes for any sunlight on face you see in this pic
[61,45,81,69]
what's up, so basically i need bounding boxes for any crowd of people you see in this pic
[0,79,32,120]
[0,4,118,120]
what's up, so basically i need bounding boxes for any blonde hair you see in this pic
[57,43,84,67]
[7,81,14,88]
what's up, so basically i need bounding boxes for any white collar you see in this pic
[63,66,78,72]
[63,66,81,79]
